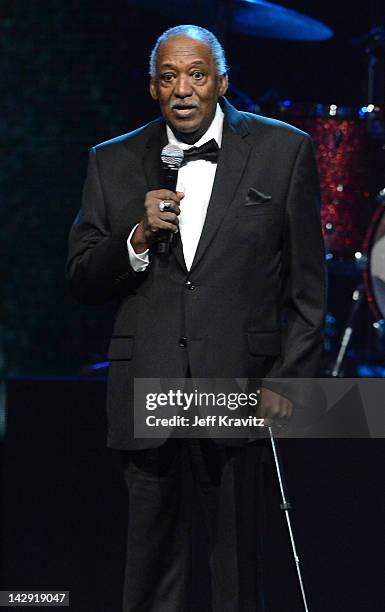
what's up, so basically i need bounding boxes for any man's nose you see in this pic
[174,75,193,97]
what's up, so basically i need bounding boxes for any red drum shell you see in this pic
[277,103,372,257]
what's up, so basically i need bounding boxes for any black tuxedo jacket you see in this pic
[67,98,326,450]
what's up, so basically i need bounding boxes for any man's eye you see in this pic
[192,71,204,80]
[162,73,175,82]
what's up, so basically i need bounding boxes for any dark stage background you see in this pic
[1,2,385,612]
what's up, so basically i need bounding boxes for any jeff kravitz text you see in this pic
[146,415,265,427]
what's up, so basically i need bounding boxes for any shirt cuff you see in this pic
[127,224,150,272]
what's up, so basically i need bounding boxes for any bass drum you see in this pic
[363,204,385,322]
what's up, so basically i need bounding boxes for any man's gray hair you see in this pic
[149,25,228,79]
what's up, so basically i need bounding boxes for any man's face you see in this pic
[150,35,228,140]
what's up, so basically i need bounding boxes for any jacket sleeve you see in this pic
[66,147,147,304]
[270,134,327,378]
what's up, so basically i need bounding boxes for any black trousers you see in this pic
[120,437,270,612]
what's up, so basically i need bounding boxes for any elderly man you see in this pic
[67,25,325,612]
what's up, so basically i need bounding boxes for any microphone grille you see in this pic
[161,144,184,168]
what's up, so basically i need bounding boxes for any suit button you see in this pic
[185,281,195,290]
[179,337,187,347]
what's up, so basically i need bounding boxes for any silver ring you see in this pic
[159,200,172,212]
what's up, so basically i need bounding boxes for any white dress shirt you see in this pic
[127,103,224,272]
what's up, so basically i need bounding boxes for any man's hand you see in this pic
[131,189,184,253]
[257,387,293,423]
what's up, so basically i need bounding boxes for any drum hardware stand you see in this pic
[331,283,365,377]
[267,424,311,612]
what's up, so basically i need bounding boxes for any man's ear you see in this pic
[149,79,158,100]
[218,74,229,97]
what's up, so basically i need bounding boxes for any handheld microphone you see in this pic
[157,144,184,256]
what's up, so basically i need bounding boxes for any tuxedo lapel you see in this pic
[189,99,251,273]
[143,119,167,191]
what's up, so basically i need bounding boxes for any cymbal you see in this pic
[233,0,333,41]
[140,0,333,42]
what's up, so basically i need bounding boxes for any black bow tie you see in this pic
[182,138,220,164]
